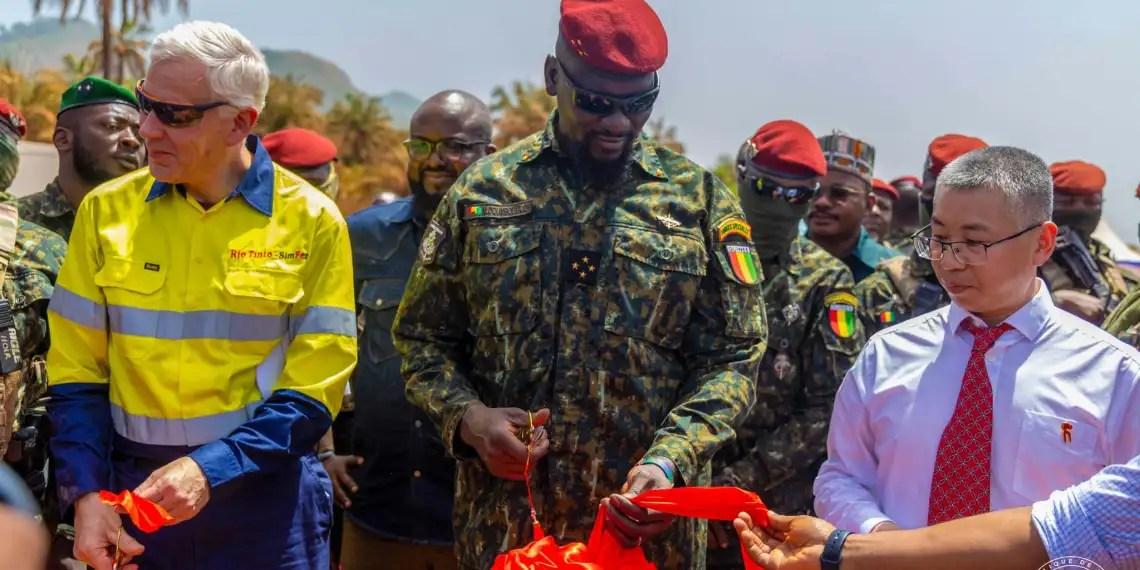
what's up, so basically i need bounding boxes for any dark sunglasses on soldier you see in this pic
[135,80,230,128]
[556,59,659,117]
[749,176,820,205]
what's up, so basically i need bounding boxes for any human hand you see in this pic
[134,456,211,524]
[322,453,363,508]
[73,493,143,570]
[459,404,550,480]
[602,462,676,548]
[1053,290,1105,323]
[734,511,834,570]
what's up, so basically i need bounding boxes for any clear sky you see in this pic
[3,0,1139,239]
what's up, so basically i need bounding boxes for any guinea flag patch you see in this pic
[879,310,897,324]
[825,291,858,338]
[724,244,760,285]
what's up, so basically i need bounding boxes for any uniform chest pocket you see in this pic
[95,257,167,300]
[358,278,405,364]
[224,266,305,316]
[605,227,707,350]
[1012,410,1103,501]
[463,223,542,336]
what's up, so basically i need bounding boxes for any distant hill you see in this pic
[0,18,97,72]
[0,19,420,126]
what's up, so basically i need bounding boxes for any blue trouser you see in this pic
[111,436,333,569]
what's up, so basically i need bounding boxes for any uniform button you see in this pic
[659,248,674,261]
[414,419,422,428]
[487,240,501,253]
[413,470,422,478]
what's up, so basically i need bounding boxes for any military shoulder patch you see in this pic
[461,200,534,220]
[419,220,447,264]
[716,217,752,242]
[825,290,858,338]
[724,244,761,285]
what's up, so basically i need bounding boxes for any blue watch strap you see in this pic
[820,529,851,570]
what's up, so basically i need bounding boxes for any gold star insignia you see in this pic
[579,271,588,278]
[572,261,580,270]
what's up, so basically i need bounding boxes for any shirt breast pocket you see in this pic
[357,278,405,365]
[224,266,305,314]
[94,256,168,345]
[1012,410,1103,501]
[605,227,707,350]
[463,223,542,336]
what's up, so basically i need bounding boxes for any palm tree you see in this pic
[257,75,326,134]
[0,62,69,142]
[32,0,189,80]
[61,52,98,81]
[325,92,396,165]
[85,18,149,83]
[490,81,554,149]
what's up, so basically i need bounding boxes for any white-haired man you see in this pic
[46,21,355,569]
[812,146,1140,545]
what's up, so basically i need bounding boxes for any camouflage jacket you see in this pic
[854,251,947,335]
[16,179,75,242]
[1040,235,1131,314]
[393,115,766,570]
[712,236,863,516]
[1104,287,1140,349]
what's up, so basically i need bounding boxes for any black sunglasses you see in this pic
[556,59,659,117]
[135,80,230,128]
[752,176,819,204]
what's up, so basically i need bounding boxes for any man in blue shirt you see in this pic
[338,90,494,570]
[806,131,900,282]
[733,452,1140,570]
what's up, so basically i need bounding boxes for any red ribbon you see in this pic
[98,490,174,533]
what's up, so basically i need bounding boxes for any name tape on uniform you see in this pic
[462,201,534,221]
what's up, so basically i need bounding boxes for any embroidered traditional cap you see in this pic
[818,130,875,183]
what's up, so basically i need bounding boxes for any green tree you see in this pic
[711,154,738,194]
[490,81,554,149]
[257,74,325,134]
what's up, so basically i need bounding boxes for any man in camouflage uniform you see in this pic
[17,76,143,241]
[856,134,988,334]
[393,2,765,568]
[884,175,922,251]
[708,121,864,569]
[0,100,68,519]
[1040,160,1131,324]
[863,178,898,242]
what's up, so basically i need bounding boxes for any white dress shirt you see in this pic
[814,280,1140,533]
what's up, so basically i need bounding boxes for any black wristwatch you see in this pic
[820,529,851,570]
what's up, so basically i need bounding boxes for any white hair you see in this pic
[936,146,1053,225]
[149,21,270,112]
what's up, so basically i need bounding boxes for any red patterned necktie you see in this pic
[927,320,1012,525]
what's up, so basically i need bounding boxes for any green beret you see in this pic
[58,76,139,116]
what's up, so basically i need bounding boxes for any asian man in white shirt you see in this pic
[813,146,1140,534]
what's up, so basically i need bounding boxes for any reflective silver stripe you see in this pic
[107,306,288,341]
[49,286,107,330]
[290,306,355,338]
[110,402,261,447]
[255,341,287,399]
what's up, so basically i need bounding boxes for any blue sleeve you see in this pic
[47,383,113,512]
[188,389,332,488]
[1031,456,1140,568]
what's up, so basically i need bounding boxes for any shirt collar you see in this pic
[41,178,73,217]
[947,278,1053,341]
[521,111,669,181]
[145,135,275,216]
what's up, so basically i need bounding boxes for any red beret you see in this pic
[560,0,668,74]
[744,120,826,179]
[925,134,987,177]
[263,128,337,168]
[890,175,921,189]
[872,178,899,200]
[1050,161,1105,195]
[0,99,27,138]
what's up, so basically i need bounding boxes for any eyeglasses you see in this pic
[815,184,865,203]
[913,222,1043,265]
[135,80,230,128]
[747,175,819,204]
[556,59,659,117]
[402,138,489,161]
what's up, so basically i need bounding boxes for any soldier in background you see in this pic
[856,134,988,334]
[0,99,69,568]
[1041,160,1131,324]
[263,127,341,200]
[886,175,922,250]
[863,178,898,242]
[393,1,765,567]
[16,77,143,242]
[708,121,864,569]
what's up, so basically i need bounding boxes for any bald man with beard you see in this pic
[333,90,495,570]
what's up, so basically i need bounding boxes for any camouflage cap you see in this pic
[58,76,139,116]
[818,130,875,184]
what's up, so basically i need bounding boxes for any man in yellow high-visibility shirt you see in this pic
[45,21,356,570]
